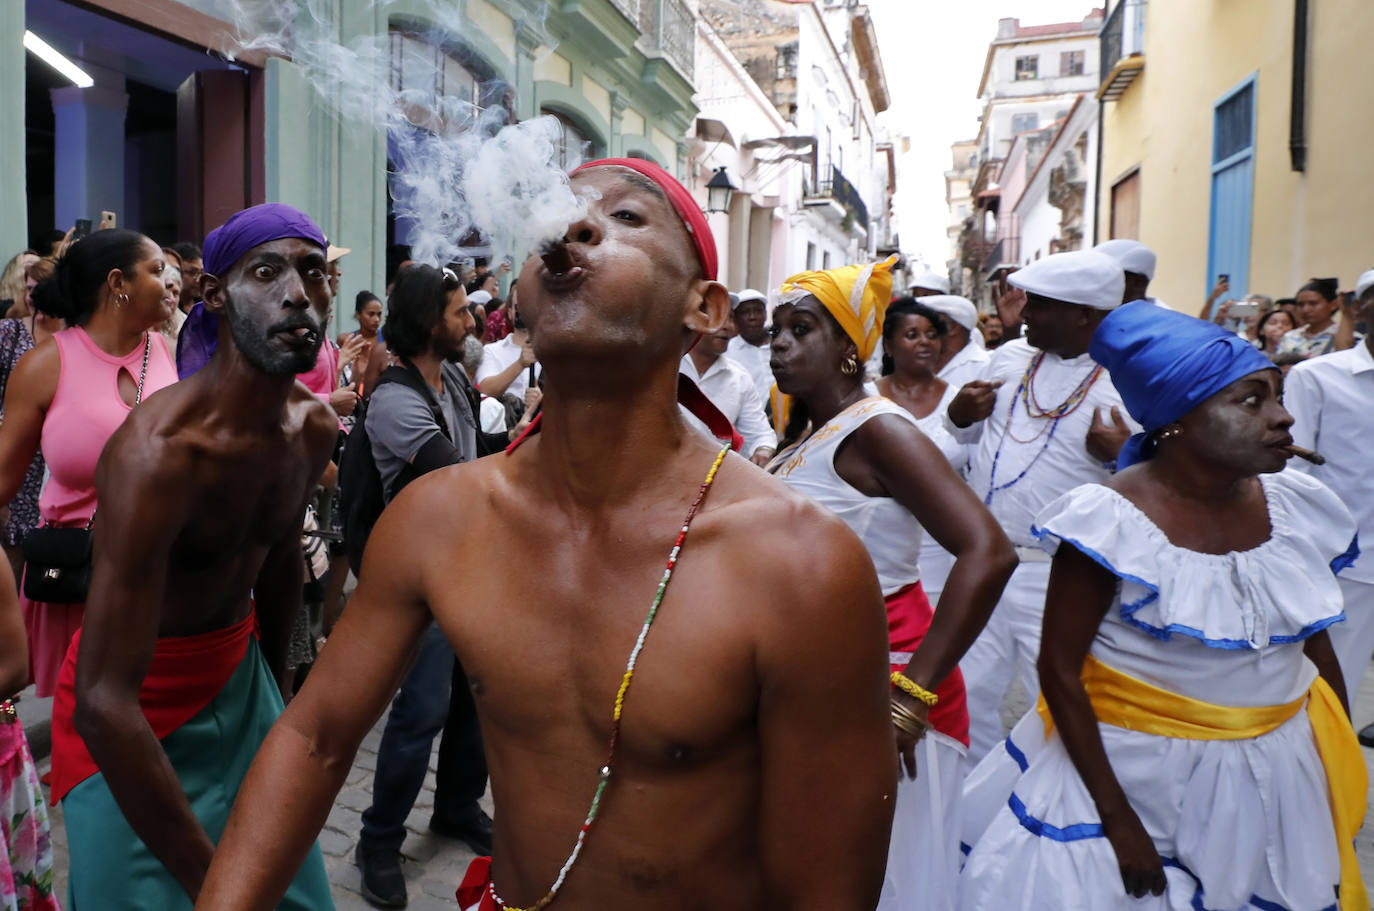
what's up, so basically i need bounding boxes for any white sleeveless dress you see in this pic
[770,396,967,911]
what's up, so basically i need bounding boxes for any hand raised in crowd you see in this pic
[523,385,543,416]
[337,333,369,372]
[1211,298,1233,325]
[518,336,537,367]
[1086,406,1132,463]
[329,383,359,417]
[995,277,1026,335]
[1207,276,1230,305]
[947,380,1003,428]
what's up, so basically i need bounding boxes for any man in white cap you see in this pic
[681,299,775,466]
[945,250,1140,762]
[1284,267,1374,743]
[922,294,991,389]
[1094,238,1169,309]
[724,289,774,403]
[908,263,951,297]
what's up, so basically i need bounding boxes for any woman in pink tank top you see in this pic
[0,230,178,696]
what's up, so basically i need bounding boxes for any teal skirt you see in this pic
[63,640,334,909]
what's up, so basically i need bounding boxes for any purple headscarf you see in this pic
[178,204,327,379]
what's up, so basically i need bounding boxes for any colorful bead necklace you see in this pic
[489,444,731,911]
[984,352,1102,506]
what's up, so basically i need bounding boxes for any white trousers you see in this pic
[959,560,1050,766]
[878,731,967,911]
[1328,576,1374,700]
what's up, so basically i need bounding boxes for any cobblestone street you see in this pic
[26,661,1374,908]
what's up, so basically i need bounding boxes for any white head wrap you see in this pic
[1093,239,1156,280]
[1008,250,1125,311]
[1356,269,1374,300]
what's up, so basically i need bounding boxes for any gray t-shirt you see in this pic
[367,363,476,500]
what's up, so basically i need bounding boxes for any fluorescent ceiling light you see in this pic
[24,31,95,88]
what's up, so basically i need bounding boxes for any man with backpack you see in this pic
[346,263,536,908]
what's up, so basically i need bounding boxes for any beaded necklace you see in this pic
[489,444,732,911]
[983,352,1102,506]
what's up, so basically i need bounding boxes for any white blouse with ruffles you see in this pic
[960,469,1359,911]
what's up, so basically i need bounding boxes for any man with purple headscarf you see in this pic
[55,203,339,910]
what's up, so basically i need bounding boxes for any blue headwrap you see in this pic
[1089,301,1277,468]
[180,204,328,378]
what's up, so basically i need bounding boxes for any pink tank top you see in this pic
[39,328,177,525]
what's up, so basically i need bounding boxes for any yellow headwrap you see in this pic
[777,254,898,362]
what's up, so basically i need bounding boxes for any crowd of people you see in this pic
[0,156,1368,911]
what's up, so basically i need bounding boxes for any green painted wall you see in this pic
[4,0,698,335]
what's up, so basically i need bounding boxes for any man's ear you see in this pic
[685,280,730,336]
[200,272,226,315]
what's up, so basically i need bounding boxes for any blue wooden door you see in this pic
[1206,76,1256,309]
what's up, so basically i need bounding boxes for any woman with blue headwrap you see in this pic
[961,302,1366,911]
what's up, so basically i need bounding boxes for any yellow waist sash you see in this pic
[1035,655,1368,911]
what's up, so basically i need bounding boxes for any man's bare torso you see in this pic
[109,378,336,639]
[388,437,860,909]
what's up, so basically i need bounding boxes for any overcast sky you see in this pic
[867,0,1102,269]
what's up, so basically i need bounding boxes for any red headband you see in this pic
[572,157,718,282]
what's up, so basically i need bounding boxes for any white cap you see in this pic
[1093,239,1156,280]
[1357,269,1374,300]
[919,295,978,334]
[735,288,767,307]
[1008,250,1125,311]
[907,264,950,294]
[466,290,493,306]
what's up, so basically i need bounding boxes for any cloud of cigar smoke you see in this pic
[225,0,585,266]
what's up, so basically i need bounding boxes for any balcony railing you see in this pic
[608,0,640,24]
[636,0,694,81]
[804,165,870,232]
[983,236,1020,276]
[1098,0,1145,100]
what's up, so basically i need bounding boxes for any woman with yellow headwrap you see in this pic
[765,258,1017,911]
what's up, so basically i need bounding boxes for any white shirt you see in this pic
[954,338,1137,546]
[479,394,507,434]
[938,340,992,390]
[1283,341,1374,582]
[476,334,542,400]
[725,335,774,403]
[679,354,774,458]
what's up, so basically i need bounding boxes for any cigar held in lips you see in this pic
[1283,444,1326,466]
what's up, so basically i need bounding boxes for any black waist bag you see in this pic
[22,525,93,604]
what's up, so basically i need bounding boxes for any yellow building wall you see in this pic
[1098,0,1374,311]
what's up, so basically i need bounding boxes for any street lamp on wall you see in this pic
[705,167,738,214]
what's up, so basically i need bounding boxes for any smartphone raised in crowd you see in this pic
[73,218,92,241]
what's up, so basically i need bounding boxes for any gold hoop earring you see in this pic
[841,354,861,376]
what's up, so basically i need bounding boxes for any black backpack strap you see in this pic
[377,362,453,441]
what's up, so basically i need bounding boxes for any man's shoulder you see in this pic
[713,354,754,383]
[1291,345,1362,379]
[290,382,340,447]
[987,337,1034,374]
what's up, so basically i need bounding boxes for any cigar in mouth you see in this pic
[1283,444,1326,466]
[540,240,575,275]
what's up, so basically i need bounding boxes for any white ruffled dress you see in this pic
[960,469,1360,911]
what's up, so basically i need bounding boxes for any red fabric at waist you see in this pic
[50,610,258,802]
[885,582,968,747]
[457,856,497,911]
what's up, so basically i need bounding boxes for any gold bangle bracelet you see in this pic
[891,671,938,706]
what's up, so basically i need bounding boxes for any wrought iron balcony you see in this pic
[1098,0,1145,101]
[635,0,695,82]
[804,165,870,233]
[983,236,1020,277]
